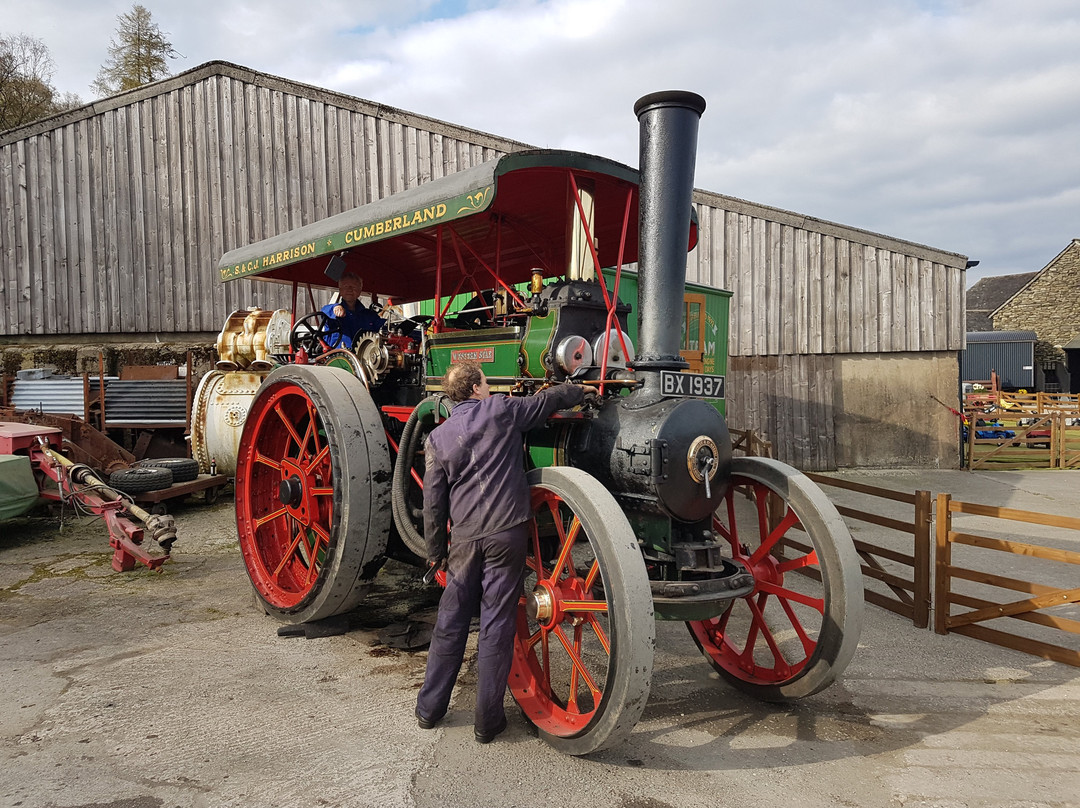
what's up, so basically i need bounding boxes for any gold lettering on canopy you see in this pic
[221,186,485,282]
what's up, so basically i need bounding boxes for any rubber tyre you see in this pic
[138,457,199,483]
[235,365,392,623]
[390,396,452,558]
[509,467,654,756]
[688,456,863,702]
[109,466,174,494]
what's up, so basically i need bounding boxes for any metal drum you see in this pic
[189,370,268,476]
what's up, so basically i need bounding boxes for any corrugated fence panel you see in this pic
[690,192,967,357]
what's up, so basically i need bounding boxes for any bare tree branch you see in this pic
[0,33,82,132]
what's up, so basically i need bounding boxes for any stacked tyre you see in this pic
[136,457,199,483]
[108,466,173,494]
[108,457,199,494]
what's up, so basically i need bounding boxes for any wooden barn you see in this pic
[0,61,968,470]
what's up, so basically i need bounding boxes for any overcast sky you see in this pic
[6,0,1079,285]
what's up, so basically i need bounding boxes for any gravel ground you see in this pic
[2,471,1079,808]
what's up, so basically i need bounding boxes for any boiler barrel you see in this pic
[190,370,268,476]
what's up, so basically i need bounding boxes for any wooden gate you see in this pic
[934,494,1080,667]
[805,474,932,628]
[1061,418,1080,469]
[965,411,1080,470]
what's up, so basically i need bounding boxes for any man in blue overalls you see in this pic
[320,272,383,348]
[416,361,585,743]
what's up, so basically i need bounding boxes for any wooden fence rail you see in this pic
[963,391,1080,414]
[806,473,932,628]
[732,428,1080,667]
[964,411,1080,470]
[731,430,931,628]
[730,428,773,459]
[934,494,1080,668]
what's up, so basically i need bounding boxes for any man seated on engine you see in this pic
[321,272,384,349]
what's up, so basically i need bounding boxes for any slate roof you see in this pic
[965,272,1037,332]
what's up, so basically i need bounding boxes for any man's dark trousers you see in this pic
[416,523,527,735]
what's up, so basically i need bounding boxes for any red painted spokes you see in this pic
[693,478,826,685]
[510,488,612,737]
[238,382,335,609]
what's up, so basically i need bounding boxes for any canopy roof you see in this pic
[217,149,697,304]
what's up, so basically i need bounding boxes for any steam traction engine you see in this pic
[216,92,863,755]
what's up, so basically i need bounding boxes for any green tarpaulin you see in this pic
[0,455,41,520]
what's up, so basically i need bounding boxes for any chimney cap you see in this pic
[634,90,707,118]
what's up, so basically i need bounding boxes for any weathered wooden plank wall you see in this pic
[687,194,966,356]
[0,64,516,337]
[726,354,837,470]
[686,193,966,469]
[1,61,970,470]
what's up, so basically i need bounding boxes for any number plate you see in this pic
[659,370,725,399]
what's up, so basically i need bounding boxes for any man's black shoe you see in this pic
[416,708,442,730]
[474,715,507,744]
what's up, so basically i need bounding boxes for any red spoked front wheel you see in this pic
[235,365,391,623]
[688,457,863,701]
[509,467,653,756]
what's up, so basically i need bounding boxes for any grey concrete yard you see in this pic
[1,469,1078,808]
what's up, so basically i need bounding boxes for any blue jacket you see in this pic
[423,384,584,560]
[320,301,384,348]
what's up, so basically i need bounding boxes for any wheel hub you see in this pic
[526,583,556,624]
[278,458,313,521]
[744,549,782,590]
[279,474,303,507]
[526,575,593,628]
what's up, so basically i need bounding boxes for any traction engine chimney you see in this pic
[633,90,706,372]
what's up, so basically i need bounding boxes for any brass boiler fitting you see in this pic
[215,308,289,370]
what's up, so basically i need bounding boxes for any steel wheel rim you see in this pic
[511,487,613,737]
[694,476,825,685]
[237,381,336,609]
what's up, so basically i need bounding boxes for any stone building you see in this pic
[965,272,1036,332]
[991,239,1080,393]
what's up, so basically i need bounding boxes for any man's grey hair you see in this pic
[444,362,483,402]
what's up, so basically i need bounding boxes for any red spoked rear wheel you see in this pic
[235,365,391,623]
[688,457,863,701]
[509,467,653,756]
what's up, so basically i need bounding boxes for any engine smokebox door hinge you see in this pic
[649,438,668,482]
[616,436,653,476]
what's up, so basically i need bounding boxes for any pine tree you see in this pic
[92,4,180,97]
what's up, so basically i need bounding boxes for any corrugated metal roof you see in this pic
[966,330,1037,343]
[10,377,112,415]
[103,380,188,426]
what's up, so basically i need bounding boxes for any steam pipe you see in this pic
[633,90,706,371]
